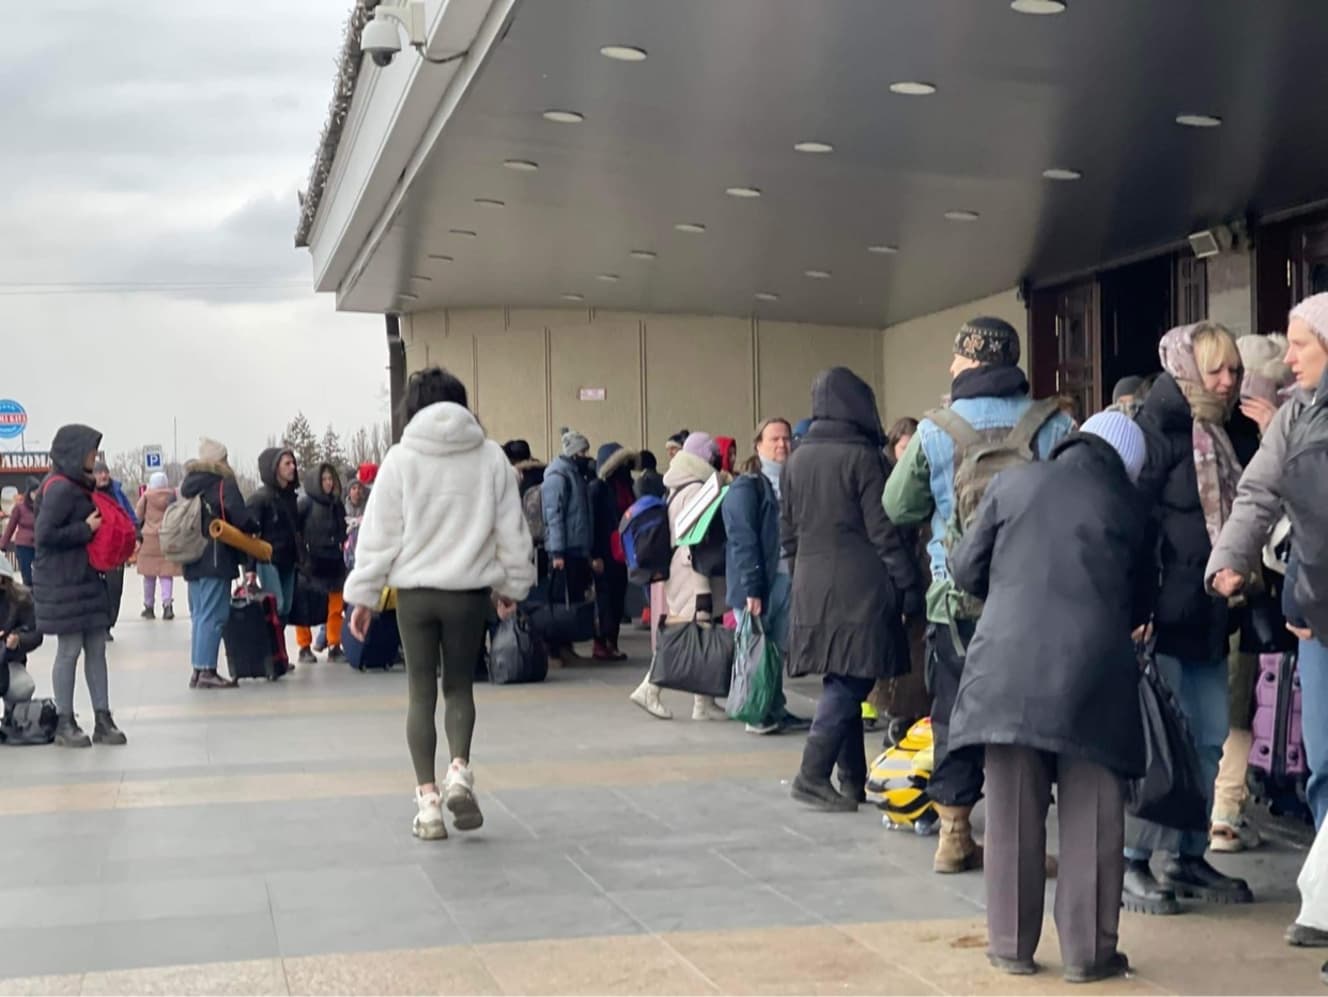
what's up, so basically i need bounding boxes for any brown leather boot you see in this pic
[933,804,983,874]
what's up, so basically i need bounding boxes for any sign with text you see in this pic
[144,446,164,471]
[0,400,27,441]
[578,387,606,402]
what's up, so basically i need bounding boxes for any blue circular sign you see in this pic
[0,400,28,441]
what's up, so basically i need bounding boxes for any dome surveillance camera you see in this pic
[362,16,403,67]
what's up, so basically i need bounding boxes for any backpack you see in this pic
[160,494,208,564]
[523,486,546,546]
[924,397,1060,620]
[42,476,137,573]
[1,698,57,745]
[619,496,672,585]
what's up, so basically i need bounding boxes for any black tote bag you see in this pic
[1125,654,1210,833]
[528,570,596,646]
[651,617,735,699]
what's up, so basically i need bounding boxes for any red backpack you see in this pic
[42,475,137,573]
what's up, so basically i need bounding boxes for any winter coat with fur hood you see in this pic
[343,402,537,607]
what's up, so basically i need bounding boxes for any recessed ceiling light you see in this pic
[804,269,832,279]
[1042,167,1082,181]
[889,81,937,96]
[674,222,706,233]
[754,292,780,302]
[1011,0,1067,13]
[944,210,980,222]
[596,273,620,282]
[449,228,478,238]
[629,250,657,260]
[410,274,432,282]
[867,244,899,255]
[1176,113,1222,128]
[542,109,584,124]
[725,186,762,198]
[600,45,647,62]
[561,292,584,302]
[427,254,453,262]
[399,293,419,301]
[502,159,539,171]
[473,198,505,207]
[794,140,834,154]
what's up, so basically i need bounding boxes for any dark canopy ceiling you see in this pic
[351,0,1328,326]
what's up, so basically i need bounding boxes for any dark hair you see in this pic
[639,449,658,471]
[401,367,468,424]
[886,417,919,455]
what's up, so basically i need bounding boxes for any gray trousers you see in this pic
[52,630,110,717]
[984,745,1125,969]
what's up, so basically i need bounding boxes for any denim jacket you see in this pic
[884,393,1074,623]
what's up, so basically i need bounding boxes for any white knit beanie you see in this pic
[198,437,229,466]
[1080,411,1147,484]
[1290,292,1328,348]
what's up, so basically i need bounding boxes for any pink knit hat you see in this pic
[1290,292,1328,347]
[682,431,718,462]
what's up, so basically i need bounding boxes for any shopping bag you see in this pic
[651,617,734,698]
[1124,653,1209,832]
[527,569,595,646]
[1298,820,1328,931]
[488,614,549,685]
[728,615,782,724]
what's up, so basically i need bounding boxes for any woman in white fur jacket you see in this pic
[346,367,536,841]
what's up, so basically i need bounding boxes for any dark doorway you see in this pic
[1099,256,1175,409]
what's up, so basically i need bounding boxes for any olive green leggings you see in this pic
[396,588,491,785]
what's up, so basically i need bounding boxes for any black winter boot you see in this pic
[92,710,127,746]
[791,735,859,812]
[162,602,175,621]
[1122,859,1180,915]
[140,605,155,620]
[54,714,92,749]
[1160,855,1253,904]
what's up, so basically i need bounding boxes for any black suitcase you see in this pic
[488,615,549,685]
[224,593,288,681]
[342,605,401,670]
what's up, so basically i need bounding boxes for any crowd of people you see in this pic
[2,292,1327,985]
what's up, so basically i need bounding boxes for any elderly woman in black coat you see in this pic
[782,368,922,812]
[947,412,1152,982]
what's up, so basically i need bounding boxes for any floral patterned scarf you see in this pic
[1158,325,1243,546]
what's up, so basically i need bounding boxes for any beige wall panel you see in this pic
[549,319,643,453]
[881,289,1026,424]
[643,316,753,447]
[1207,248,1253,339]
[445,308,506,337]
[476,328,548,458]
[758,321,880,424]
[508,308,590,333]
[405,308,477,395]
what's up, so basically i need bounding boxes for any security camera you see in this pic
[362,17,403,67]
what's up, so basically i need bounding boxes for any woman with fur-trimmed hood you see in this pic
[588,443,637,661]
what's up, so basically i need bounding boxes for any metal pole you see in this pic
[173,417,178,469]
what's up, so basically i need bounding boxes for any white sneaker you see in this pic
[444,762,484,832]
[412,788,447,840]
[1211,811,1261,853]
[630,681,672,720]
[692,696,727,721]
[745,721,780,735]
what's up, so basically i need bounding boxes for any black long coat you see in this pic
[32,424,110,636]
[948,435,1154,778]
[782,368,922,681]
[298,464,348,588]
[246,447,302,572]
[1135,374,1260,663]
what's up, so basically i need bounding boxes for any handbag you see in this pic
[651,613,735,699]
[287,573,330,628]
[528,569,596,646]
[488,614,549,685]
[1125,649,1209,833]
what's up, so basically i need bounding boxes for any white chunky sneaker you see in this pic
[412,788,447,840]
[692,696,727,721]
[444,761,484,832]
[630,680,672,720]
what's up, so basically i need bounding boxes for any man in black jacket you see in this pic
[295,462,347,664]
[245,447,301,622]
[181,438,258,689]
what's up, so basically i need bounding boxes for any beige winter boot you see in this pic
[933,804,983,874]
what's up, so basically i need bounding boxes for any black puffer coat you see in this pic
[246,448,302,572]
[0,584,43,665]
[298,463,347,588]
[1135,374,1260,662]
[32,424,110,635]
[180,461,257,582]
[948,434,1153,777]
[782,368,922,680]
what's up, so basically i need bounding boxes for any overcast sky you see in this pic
[1,1,385,474]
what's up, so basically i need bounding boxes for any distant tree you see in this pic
[282,412,319,476]
[109,449,147,495]
[317,424,346,472]
[346,426,372,468]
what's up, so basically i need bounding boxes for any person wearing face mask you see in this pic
[1123,322,1261,914]
[541,429,595,665]
[722,418,808,734]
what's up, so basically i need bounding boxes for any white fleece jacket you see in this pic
[342,402,536,607]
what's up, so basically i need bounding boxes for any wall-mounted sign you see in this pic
[144,446,164,471]
[0,400,27,441]
[578,387,607,402]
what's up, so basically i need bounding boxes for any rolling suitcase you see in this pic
[342,604,401,670]
[224,590,289,682]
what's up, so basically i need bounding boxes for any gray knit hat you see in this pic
[954,316,1021,367]
[1081,411,1146,484]
[561,428,590,458]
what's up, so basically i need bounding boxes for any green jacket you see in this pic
[883,435,950,623]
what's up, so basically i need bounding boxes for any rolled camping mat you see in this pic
[208,519,274,563]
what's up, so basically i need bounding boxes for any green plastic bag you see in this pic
[728,614,782,725]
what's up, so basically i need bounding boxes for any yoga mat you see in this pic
[208,520,273,563]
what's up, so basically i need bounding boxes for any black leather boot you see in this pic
[92,710,127,746]
[54,714,92,749]
[791,735,858,812]
[1122,859,1180,915]
[1160,855,1253,904]
[162,602,175,621]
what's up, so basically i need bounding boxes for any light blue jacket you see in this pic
[541,456,592,559]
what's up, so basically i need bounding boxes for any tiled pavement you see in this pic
[0,589,1318,994]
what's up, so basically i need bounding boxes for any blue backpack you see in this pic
[619,496,672,586]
